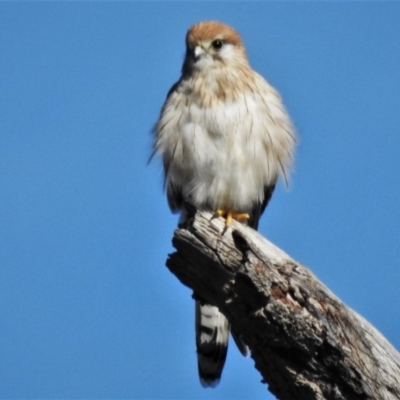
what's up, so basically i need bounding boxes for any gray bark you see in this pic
[166,209,400,400]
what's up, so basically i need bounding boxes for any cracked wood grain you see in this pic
[166,209,400,400]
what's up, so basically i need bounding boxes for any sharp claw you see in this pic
[215,209,250,226]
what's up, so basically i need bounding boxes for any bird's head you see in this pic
[182,21,248,75]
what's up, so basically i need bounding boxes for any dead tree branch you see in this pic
[166,209,400,400]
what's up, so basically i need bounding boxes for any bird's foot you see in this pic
[216,209,250,226]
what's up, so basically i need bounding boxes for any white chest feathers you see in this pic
[155,84,295,212]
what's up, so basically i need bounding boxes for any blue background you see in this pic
[1,3,400,399]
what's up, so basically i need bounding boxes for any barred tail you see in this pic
[195,301,230,387]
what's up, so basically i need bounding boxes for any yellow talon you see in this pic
[216,209,250,226]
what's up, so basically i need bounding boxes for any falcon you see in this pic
[153,21,296,387]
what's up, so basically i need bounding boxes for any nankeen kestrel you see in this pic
[153,21,296,387]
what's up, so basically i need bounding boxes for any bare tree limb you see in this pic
[166,209,400,400]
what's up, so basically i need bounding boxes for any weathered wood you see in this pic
[166,209,400,400]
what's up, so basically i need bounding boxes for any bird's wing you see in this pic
[248,183,276,230]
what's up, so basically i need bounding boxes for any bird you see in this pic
[152,20,296,387]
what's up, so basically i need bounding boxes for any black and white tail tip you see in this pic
[195,302,230,387]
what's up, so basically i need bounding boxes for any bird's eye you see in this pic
[211,40,223,50]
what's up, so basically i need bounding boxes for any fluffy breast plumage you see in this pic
[154,76,295,213]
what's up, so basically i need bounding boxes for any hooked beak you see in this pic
[193,45,206,62]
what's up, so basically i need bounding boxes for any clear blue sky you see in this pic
[1,3,400,399]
